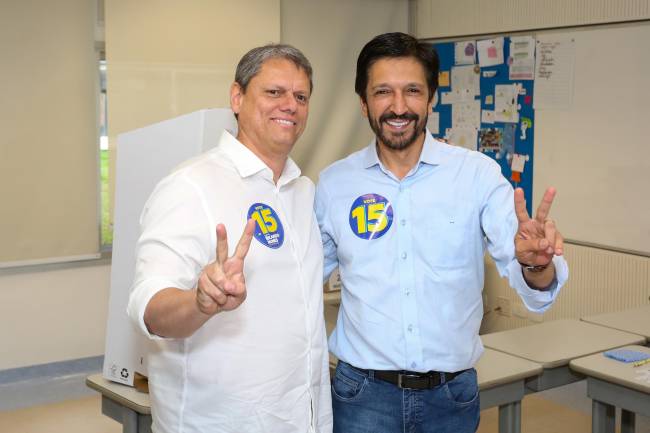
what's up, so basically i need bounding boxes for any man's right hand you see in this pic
[196,219,255,315]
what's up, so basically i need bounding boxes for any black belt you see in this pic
[373,369,465,390]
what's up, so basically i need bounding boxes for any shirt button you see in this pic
[411,362,417,369]
[407,324,413,332]
[400,219,406,226]
[405,289,410,296]
[401,252,407,260]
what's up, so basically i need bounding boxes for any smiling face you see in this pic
[231,57,311,160]
[361,56,432,151]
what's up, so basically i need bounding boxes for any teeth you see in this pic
[386,119,409,127]
[274,119,294,126]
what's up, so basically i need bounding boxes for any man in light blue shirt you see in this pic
[315,32,568,433]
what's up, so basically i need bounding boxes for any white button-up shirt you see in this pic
[128,131,332,433]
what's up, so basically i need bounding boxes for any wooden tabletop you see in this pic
[570,345,650,394]
[476,348,542,390]
[582,305,650,340]
[481,319,645,368]
[86,373,151,414]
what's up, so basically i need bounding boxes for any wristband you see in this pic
[519,261,549,273]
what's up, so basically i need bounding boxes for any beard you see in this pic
[368,109,428,151]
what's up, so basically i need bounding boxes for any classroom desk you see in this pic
[581,305,650,343]
[86,374,151,433]
[481,319,645,392]
[476,348,543,433]
[570,345,650,433]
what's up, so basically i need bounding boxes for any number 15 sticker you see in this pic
[248,203,284,249]
[349,194,393,240]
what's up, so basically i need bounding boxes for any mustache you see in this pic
[379,111,419,123]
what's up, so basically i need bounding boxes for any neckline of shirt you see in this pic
[361,129,445,180]
[216,130,302,187]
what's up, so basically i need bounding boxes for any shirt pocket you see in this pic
[426,202,477,268]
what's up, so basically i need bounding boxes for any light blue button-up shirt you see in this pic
[315,132,568,373]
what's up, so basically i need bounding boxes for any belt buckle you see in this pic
[397,373,422,389]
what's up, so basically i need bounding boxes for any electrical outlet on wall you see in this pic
[496,296,511,317]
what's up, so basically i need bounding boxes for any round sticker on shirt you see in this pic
[247,203,284,249]
[349,194,393,240]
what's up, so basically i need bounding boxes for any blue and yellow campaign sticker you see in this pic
[247,203,284,249]
[349,194,393,240]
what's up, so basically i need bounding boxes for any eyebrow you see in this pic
[370,82,425,89]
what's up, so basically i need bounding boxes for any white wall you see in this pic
[280,0,410,180]
[0,264,111,370]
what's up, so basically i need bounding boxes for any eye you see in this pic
[295,93,309,103]
[374,89,391,96]
[267,89,281,97]
[407,87,422,94]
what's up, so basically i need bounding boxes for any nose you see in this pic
[390,91,407,115]
[279,92,298,114]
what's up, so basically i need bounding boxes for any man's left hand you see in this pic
[514,187,564,267]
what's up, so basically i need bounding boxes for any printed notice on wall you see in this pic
[509,36,535,80]
[534,36,575,110]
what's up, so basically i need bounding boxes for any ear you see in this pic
[230,82,243,115]
[359,96,369,118]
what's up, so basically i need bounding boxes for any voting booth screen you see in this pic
[103,109,237,385]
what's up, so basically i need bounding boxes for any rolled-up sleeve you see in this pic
[127,174,212,339]
[480,158,568,313]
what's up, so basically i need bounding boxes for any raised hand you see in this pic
[196,219,255,315]
[514,187,564,268]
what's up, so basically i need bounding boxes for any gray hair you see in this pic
[235,44,313,93]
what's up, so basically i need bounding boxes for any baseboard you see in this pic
[0,356,103,411]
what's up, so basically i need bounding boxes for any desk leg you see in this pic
[592,400,615,433]
[101,395,141,433]
[513,401,521,433]
[620,409,635,433]
[121,410,138,433]
[498,401,521,433]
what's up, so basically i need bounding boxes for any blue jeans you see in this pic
[332,361,480,433]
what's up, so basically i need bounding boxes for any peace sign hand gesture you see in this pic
[196,219,255,316]
[514,187,564,268]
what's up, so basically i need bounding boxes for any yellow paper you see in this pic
[439,71,450,87]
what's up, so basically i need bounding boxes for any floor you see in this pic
[1,378,649,433]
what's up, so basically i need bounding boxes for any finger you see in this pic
[233,219,255,261]
[516,237,549,255]
[555,231,564,256]
[544,219,557,255]
[215,224,229,264]
[222,273,246,296]
[513,188,530,223]
[535,187,556,224]
[198,272,227,306]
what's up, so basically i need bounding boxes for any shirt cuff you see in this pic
[507,255,569,313]
[127,277,191,340]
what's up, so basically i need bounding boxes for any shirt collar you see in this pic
[217,130,301,184]
[361,129,445,170]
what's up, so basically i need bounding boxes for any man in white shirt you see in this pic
[128,44,332,433]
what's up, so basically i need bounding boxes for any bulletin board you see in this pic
[424,21,650,255]
[427,37,536,214]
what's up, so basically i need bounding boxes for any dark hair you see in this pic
[355,32,439,102]
[235,44,313,93]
